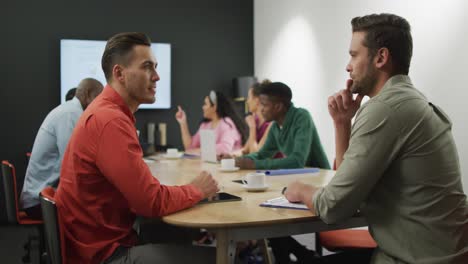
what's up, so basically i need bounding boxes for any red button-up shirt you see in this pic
[55,86,203,264]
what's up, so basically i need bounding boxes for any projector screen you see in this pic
[60,39,171,109]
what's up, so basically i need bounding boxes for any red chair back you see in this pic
[1,160,43,225]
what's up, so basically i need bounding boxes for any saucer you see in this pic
[219,167,240,172]
[164,153,184,159]
[242,184,269,192]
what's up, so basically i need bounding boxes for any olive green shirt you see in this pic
[245,104,330,170]
[313,75,468,263]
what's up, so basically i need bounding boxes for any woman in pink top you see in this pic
[175,91,248,155]
[241,79,273,154]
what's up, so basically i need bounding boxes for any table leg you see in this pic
[216,229,236,264]
[259,238,273,264]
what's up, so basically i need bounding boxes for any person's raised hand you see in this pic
[175,105,187,124]
[327,79,364,124]
[191,171,219,198]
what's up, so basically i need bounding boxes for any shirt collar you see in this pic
[381,74,413,92]
[280,103,296,129]
[101,85,136,124]
[70,96,83,111]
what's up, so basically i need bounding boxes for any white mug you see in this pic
[221,158,236,170]
[242,172,266,188]
[166,148,178,156]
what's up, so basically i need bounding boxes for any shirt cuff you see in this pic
[312,187,324,216]
[186,184,205,202]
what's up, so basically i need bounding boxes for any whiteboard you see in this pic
[60,39,171,109]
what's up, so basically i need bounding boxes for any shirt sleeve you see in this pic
[250,112,313,169]
[55,111,81,158]
[96,118,204,218]
[245,122,278,156]
[313,101,401,224]
[190,126,201,149]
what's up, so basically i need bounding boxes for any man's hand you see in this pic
[284,181,318,209]
[235,157,255,169]
[191,171,219,198]
[328,79,364,124]
[175,105,187,125]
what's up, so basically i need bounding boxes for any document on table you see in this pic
[260,196,309,210]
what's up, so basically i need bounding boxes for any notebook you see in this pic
[200,129,217,163]
[260,196,309,210]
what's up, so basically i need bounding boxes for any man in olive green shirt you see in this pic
[285,14,468,263]
[235,82,330,170]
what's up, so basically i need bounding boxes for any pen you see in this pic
[282,187,287,194]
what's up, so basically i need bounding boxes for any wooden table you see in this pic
[145,156,367,264]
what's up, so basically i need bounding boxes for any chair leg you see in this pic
[315,233,323,257]
[258,239,273,264]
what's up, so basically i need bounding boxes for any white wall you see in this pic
[254,0,468,192]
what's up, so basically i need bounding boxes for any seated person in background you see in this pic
[233,82,330,170]
[285,13,468,263]
[240,79,273,154]
[175,90,248,155]
[55,32,219,264]
[65,87,77,101]
[20,78,103,219]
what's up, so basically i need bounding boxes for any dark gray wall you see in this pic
[1,0,253,189]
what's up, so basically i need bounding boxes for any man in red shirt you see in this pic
[55,32,219,264]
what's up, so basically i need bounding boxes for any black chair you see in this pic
[39,187,63,264]
[1,160,44,264]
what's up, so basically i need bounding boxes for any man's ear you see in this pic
[274,101,283,113]
[375,47,390,69]
[112,64,125,83]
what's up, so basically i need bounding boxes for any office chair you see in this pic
[315,160,377,256]
[1,160,44,264]
[40,187,64,264]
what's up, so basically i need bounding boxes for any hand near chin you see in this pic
[328,79,364,124]
[245,115,256,129]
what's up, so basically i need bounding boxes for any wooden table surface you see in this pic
[144,155,365,264]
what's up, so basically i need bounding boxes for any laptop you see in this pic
[200,129,218,163]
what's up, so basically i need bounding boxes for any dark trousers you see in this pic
[322,249,374,264]
[104,218,214,264]
[269,236,374,264]
[23,204,43,220]
[269,236,319,263]
[103,244,215,264]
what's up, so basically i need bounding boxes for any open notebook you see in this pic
[260,196,309,210]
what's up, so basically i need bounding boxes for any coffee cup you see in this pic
[221,158,236,170]
[242,172,266,188]
[166,148,178,157]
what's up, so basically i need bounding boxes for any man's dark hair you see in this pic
[101,32,151,81]
[65,87,77,101]
[259,82,292,108]
[351,13,413,75]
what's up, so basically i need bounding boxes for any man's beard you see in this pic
[351,63,377,95]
